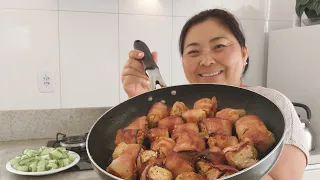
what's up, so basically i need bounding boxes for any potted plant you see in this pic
[296,0,320,19]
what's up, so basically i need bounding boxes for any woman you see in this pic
[121,9,308,179]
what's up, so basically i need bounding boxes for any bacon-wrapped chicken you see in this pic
[196,161,238,180]
[158,116,184,134]
[198,150,228,165]
[140,164,173,180]
[106,154,136,180]
[235,115,275,153]
[147,102,169,128]
[147,127,169,143]
[216,108,246,124]
[114,129,145,145]
[175,172,205,180]
[182,109,206,124]
[193,97,217,117]
[125,116,148,132]
[112,142,142,160]
[172,123,199,140]
[173,129,206,152]
[151,137,176,158]
[171,101,189,116]
[164,151,194,178]
[208,135,239,153]
[136,149,160,176]
[223,141,259,169]
[199,118,232,137]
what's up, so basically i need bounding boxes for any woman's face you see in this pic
[182,19,248,86]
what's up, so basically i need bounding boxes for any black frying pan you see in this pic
[86,40,286,180]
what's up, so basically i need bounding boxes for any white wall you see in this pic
[0,0,295,110]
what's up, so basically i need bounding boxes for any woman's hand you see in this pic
[121,50,158,98]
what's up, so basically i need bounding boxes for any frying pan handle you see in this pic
[133,40,159,71]
[292,102,312,120]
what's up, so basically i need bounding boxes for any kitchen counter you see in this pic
[0,139,100,180]
[2,139,320,179]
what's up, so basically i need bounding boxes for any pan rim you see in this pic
[86,83,287,180]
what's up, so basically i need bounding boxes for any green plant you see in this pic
[296,0,320,18]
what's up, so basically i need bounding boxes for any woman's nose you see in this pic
[200,51,216,66]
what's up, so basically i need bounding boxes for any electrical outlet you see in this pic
[38,72,54,93]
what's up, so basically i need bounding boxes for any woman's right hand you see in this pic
[121,49,158,98]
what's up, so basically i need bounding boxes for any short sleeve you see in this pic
[246,86,309,164]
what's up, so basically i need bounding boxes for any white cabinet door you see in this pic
[303,169,320,180]
[59,12,119,108]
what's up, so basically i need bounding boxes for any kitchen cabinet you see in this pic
[59,12,119,108]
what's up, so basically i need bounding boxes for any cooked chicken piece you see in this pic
[114,129,145,145]
[173,129,206,152]
[208,135,239,153]
[198,150,228,165]
[175,172,205,180]
[125,116,148,132]
[223,141,259,169]
[171,101,189,116]
[147,127,169,143]
[112,142,142,160]
[235,115,275,153]
[196,160,213,176]
[181,109,206,124]
[151,137,176,158]
[172,123,199,139]
[206,168,223,180]
[137,149,163,177]
[193,97,217,117]
[198,121,209,138]
[211,165,239,178]
[106,154,136,180]
[201,118,232,136]
[158,116,184,134]
[147,102,169,128]
[163,151,194,178]
[178,151,201,166]
[148,165,173,180]
[216,108,246,124]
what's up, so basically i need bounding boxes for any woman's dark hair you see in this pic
[179,9,249,76]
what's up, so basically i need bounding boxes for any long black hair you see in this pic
[179,9,249,76]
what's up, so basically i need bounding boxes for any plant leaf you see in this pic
[297,0,310,6]
[315,1,320,15]
[296,5,307,17]
[306,0,317,9]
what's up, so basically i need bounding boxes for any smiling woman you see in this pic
[120,8,309,180]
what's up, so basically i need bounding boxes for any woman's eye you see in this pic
[215,44,226,49]
[188,50,199,54]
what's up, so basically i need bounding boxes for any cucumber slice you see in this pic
[16,165,29,172]
[50,149,64,159]
[37,160,46,172]
[18,157,34,166]
[47,162,58,170]
[29,163,37,172]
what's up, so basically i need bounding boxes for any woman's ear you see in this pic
[242,46,249,64]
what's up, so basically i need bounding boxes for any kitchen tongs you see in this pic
[133,40,167,90]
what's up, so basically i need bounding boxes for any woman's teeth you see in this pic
[200,71,222,77]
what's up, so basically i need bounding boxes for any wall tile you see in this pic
[119,0,172,16]
[59,12,119,108]
[240,19,266,86]
[119,14,172,102]
[222,0,269,20]
[173,0,222,17]
[268,0,295,21]
[0,0,57,10]
[0,10,60,110]
[268,20,293,32]
[171,17,189,85]
[58,0,118,13]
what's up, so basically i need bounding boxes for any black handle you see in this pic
[292,102,311,120]
[133,40,158,71]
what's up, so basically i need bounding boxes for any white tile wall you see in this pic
[59,12,119,108]
[173,0,221,17]
[58,0,118,13]
[222,0,268,20]
[0,10,60,110]
[0,0,57,10]
[240,19,266,86]
[171,17,189,85]
[0,0,297,110]
[119,14,172,102]
[119,0,172,16]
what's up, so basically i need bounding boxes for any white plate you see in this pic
[6,151,80,176]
